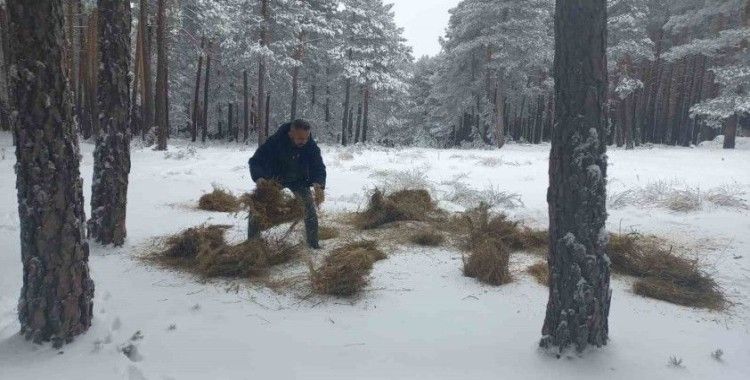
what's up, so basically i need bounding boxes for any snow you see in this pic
[1,131,749,379]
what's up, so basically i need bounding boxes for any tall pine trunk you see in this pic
[191,36,204,142]
[723,113,738,149]
[154,0,168,150]
[362,83,370,143]
[202,41,211,142]
[89,0,131,246]
[257,0,269,145]
[139,0,153,140]
[243,70,249,141]
[542,0,610,354]
[8,0,94,347]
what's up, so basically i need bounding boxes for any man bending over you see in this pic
[248,119,326,249]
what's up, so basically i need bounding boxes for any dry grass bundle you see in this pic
[354,189,435,229]
[409,230,445,246]
[319,225,340,241]
[241,180,304,230]
[162,225,229,258]
[463,238,512,286]
[526,261,549,286]
[198,188,241,212]
[153,224,300,279]
[608,233,725,310]
[310,240,386,296]
[461,204,545,252]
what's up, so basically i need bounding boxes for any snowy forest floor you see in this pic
[0,131,749,380]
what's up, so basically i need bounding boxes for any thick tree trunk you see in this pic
[723,113,738,149]
[0,6,10,132]
[290,27,305,121]
[354,101,362,143]
[8,0,94,347]
[202,41,211,143]
[341,50,352,146]
[191,36,204,142]
[542,0,610,354]
[257,0,269,145]
[89,0,131,246]
[154,0,168,150]
[265,91,271,137]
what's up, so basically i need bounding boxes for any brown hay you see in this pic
[163,225,229,258]
[241,180,304,230]
[463,238,512,286]
[198,188,241,212]
[633,277,725,310]
[409,230,445,246]
[462,204,526,251]
[354,189,435,229]
[310,240,386,296]
[607,233,725,310]
[527,261,549,287]
[319,225,340,241]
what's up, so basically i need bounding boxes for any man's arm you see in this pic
[249,140,274,182]
[309,144,327,189]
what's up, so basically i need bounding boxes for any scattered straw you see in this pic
[527,261,549,286]
[463,238,512,286]
[198,188,241,212]
[409,230,445,246]
[319,225,340,241]
[354,189,435,229]
[241,180,304,230]
[310,240,386,296]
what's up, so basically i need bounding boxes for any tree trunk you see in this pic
[154,0,168,150]
[228,102,234,141]
[265,91,271,137]
[354,101,362,143]
[542,0,610,354]
[8,0,94,347]
[362,83,370,143]
[341,50,352,146]
[290,23,305,121]
[140,0,153,140]
[89,0,131,246]
[191,36,204,142]
[0,5,11,132]
[243,70,249,142]
[257,0,269,145]
[723,113,738,149]
[202,40,211,143]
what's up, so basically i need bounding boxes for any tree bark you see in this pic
[154,0,168,150]
[243,70,249,141]
[362,83,370,143]
[8,0,94,347]
[341,50,352,146]
[202,40,211,143]
[191,36,204,142]
[257,0,270,145]
[723,113,738,149]
[542,0,610,354]
[89,0,131,246]
[354,101,362,143]
[139,0,153,140]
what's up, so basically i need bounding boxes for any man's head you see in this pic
[288,119,312,148]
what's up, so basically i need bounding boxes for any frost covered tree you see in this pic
[89,0,131,246]
[541,0,611,354]
[7,0,94,346]
[664,0,750,149]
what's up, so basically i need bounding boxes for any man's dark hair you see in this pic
[291,119,312,131]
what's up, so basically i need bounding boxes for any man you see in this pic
[248,119,326,248]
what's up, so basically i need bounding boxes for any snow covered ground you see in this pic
[0,131,749,380]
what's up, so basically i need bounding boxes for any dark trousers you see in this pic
[247,186,319,245]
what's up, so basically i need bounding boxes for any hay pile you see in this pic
[241,180,304,230]
[318,225,340,241]
[526,261,549,286]
[608,233,725,310]
[461,204,547,252]
[310,240,386,296]
[154,225,300,279]
[198,188,241,212]
[354,189,435,229]
[409,230,445,246]
[463,238,512,286]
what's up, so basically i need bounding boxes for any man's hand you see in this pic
[313,183,325,206]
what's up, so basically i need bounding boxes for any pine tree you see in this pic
[541,0,611,354]
[7,0,94,347]
[155,0,169,150]
[89,0,132,246]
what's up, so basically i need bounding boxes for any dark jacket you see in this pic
[249,123,327,189]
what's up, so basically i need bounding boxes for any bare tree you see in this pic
[7,0,94,347]
[89,0,132,246]
[154,0,168,150]
[541,0,611,354]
